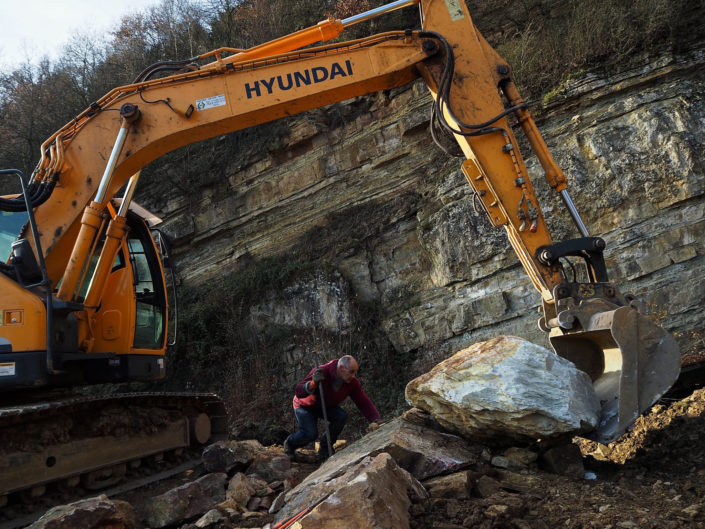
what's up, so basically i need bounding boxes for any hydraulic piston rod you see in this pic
[95,105,140,206]
[117,171,142,217]
[57,105,140,301]
[560,189,590,237]
[210,0,420,67]
[341,0,419,27]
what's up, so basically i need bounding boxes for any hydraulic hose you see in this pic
[0,173,59,212]
[418,30,526,142]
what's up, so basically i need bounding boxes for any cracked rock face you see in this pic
[142,44,705,368]
[405,336,601,443]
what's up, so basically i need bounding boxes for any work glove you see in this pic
[312,368,325,384]
[306,368,326,393]
[368,421,380,432]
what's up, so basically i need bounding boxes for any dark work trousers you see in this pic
[287,405,348,454]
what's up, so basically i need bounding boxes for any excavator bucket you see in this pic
[550,304,680,444]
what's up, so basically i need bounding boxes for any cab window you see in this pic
[0,211,27,263]
[126,218,166,349]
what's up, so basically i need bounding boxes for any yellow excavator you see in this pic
[0,0,680,504]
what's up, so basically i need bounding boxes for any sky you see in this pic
[0,0,161,68]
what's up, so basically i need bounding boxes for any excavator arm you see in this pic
[0,0,679,442]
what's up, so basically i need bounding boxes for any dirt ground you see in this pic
[411,386,705,529]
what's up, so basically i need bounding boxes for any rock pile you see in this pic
[30,413,586,529]
[29,439,291,529]
[29,336,600,529]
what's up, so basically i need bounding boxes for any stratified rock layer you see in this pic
[139,45,705,374]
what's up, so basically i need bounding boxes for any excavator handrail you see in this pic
[0,169,60,375]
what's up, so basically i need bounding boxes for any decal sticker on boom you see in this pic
[196,94,226,111]
[444,0,465,21]
[0,363,16,376]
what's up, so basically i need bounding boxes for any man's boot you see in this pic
[317,439,333,463]
[284,437,296,460]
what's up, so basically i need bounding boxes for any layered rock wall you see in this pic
[139,44,705,368]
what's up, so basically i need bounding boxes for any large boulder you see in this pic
[405,336,600,443]
[28,495,134,529]
[269,416,477,525]
[142,473,227,528]
[274,453,426,528]
[281,415,479,503]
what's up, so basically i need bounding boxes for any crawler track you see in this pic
[0,455,204,529]
[0,392,227,523]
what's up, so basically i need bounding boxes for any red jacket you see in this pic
[293,358,379,423]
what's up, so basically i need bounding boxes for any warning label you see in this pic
[444,0,465,21]
[195,94,226,111]
[0,363,16,376]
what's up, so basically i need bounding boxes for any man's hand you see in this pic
[305,368,325,394]
[313,368,325,384]
[368,421,380,432]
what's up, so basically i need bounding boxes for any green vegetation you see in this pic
[159,253,407,438]
[0,0,415,187]
[160,256,316,424]
[492,0,703,101]
[158,191,419,429]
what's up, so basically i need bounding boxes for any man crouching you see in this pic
[284,355,380,462]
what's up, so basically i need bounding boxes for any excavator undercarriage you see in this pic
[0,392,226,511]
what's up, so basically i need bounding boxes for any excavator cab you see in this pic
[0,168,169,390]
[0,172,42,286]
[126,213,168,350]
[0,211,28,263]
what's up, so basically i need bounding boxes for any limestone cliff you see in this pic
[137,43,704,387]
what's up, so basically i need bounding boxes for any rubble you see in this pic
[32,387,705,529]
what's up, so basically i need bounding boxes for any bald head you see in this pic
[337,355,358,383]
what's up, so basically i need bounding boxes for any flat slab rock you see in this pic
[143,473,227,528]
[300,415,479,486]
[405,335,601,443]
[272,416,479,521]
[274,452,426,528]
